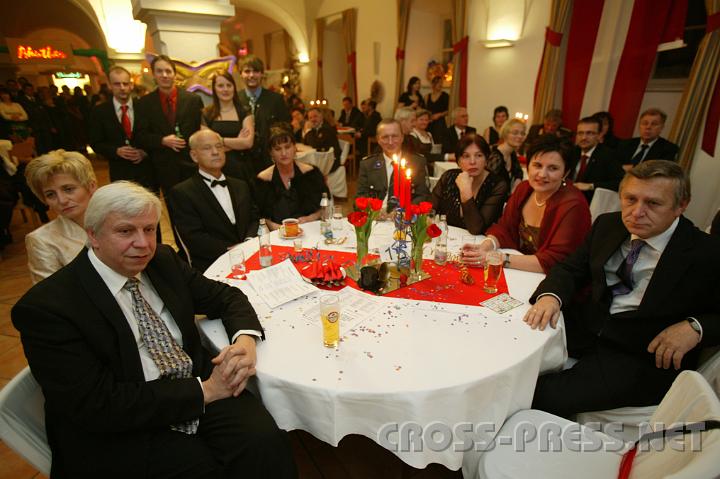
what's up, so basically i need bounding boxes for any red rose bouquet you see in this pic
[348,197,382,270]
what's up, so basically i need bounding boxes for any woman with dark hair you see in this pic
[254,124,329,231]
[462,135,591,273]
[398,76,426,110]
[483,105,509,146]
[426,76,449,142]
[431,135,508,235]
[592,111,620,150]
[202,71,255,180]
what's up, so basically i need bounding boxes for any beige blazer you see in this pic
[25,215,87,284]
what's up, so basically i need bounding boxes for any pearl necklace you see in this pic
[533,191,551,208]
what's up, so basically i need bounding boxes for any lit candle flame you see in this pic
[400,158,406,168]
[406,168,412,178]
[392,153,398,163]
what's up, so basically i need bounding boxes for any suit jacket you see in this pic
[617,137,679,165]
[238,88,291,169]
[568,144,625,201]
[303,123,341,171]
[355,152,431,206]
[441,125,477,155]
[11,245,262,478]
[168,174,259,271]
[88,99,156,189]
[524,124,574,151]
[531,214,720,357]
[338,107,364,130]
[134,88,204,192]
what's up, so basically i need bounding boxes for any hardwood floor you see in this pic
[0,155,460,478]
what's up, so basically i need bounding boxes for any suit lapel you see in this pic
[591,216,628,299]
[227,179,247,237]
[175,90,188,129]
[193,175,235,231]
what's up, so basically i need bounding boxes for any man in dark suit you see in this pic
[617,107,679,170]
[441,107,477,160]
[88,66,156,191]
[168,130,258,272]
[303,106,341,172]
[525,160,720,418]
[569,116,625,202]
[11,181,296,478]
[523,109,574,151]
[134,55,204,196]
[357,99,382,157]
[237,56,291,172]
[338,96,364,130]
[356,119,430,208]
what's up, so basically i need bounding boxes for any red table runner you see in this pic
[230,246,508,306]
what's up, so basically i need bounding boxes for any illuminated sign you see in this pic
[6,38,74,65]
[54,72,83,79]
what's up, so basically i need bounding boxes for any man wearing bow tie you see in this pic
[168,130,259,271]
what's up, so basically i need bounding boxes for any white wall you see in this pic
[686,128,720,229]
[323,17,346,110]
[403,8,446,96]
[234,10,285,71]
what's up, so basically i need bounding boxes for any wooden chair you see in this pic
[10,137,35,164]
[367,136,378,156]
[338,133,357,177]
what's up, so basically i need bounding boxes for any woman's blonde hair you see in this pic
[500,118,526,141]
[25,150,96,201]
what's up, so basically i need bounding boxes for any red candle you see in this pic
[405,168,412,209]
[392,154,400,199]
[399,158,407,208]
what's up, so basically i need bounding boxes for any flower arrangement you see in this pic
[347,197,383,270]
[405,201,442,275]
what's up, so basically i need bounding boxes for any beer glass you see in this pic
[320,295,340,348]
[483,250,503,293]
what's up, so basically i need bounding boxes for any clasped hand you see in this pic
[203,336,257,404]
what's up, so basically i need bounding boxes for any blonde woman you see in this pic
[487,118,527,192]
[24,150,97,283]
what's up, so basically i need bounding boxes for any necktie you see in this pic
[576,155,589,181]
[124,278,198,434]
[165,95,176,127]
[459,129,465,138]
[248,94,257,115]
[120,105,132,139]
[631,144,649,165]
[202,176,227,188]
[611,239,646,296]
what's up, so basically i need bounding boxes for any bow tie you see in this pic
[202,176,227,188]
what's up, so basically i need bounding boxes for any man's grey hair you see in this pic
[451,107,467,121]
[393,107,415,122]
[84,181,162,234]
[620,160,690,207]
[188,129,221,150]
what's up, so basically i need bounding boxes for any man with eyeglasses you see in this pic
[570,116,624,202]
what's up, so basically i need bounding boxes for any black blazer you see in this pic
[441,125,477,155]
[531,213,720,357]
[134,89,204,192]
[88,99,156,189]
[238,88,291,166]
[568,144,625,201]
[338,107,364,130]
[168,174,259,271]
[355,152,431,206]
[11,245,261,478]
[617,137,679,165]
[303,123,342,171]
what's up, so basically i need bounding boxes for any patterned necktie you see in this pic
[576,155,589,181]
[124,278,199,434]
[611,239,646,296]
[631,144,649,165]
[120,105,132,139]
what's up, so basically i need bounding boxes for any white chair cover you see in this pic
[338,139,350,166]
[326,165,348,198]
[297,148,335,176]
[0,367,51,475]
[589,187,621,223]
[428,176,439,191]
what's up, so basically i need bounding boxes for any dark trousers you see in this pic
[147,390,297,479]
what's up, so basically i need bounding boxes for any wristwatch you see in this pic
[686,318,702,337]
[503,253,511,267]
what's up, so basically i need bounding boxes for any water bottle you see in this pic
[434,214,448,265]
[258,219,273,267]
[319,193,332,239]
[174,124,183,139]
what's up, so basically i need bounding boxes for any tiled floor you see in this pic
[0,156,460,478]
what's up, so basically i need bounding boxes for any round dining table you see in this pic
[201,220,567,477]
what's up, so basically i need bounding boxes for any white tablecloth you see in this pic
[203,221,566,477]
[295,144,335,175]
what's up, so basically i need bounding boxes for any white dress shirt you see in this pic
[199,169,236,224]
[631,138,658,162]
[574,145,597,178]
[382,153,395,205]
[113,97,134,130]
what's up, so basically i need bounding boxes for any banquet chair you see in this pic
[477,370,720,479]
[428,176,439,191]
[338,134,356,177]
[589,187,620,223]
[0,366,51,475]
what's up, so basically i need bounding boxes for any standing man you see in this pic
[168,130,259,272]
[569,116,624,202]
[135,54,204,196]
[303,106,341,172]
[236,56,291,172]
[526,161,720,417]
[618,108,679,170]
[338,96,364,130]
[356,119,430,208]
[89,66,156,191]
[442,107,477,160]
[12,181,297,478]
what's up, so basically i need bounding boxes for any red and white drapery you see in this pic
[395,0,413,103]
[342,9,359,105]
[448,0,469,112]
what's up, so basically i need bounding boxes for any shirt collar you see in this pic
[581,145,597,157]
[631,216,679,253]
[641,138,658,148]
[87,248,144,296]
[112,97,131,113]
[198,169,226,182]
[245,87,262,100]
[158,87,177,103]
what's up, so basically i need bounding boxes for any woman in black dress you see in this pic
[202,71,255,181]
[426,76,449,143]
[254,125,329,231]
[431,135,508,235]
[487,118,526,193]
[483,105,509,147]
[398,76,426,110]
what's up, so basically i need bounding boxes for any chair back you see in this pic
[589,187,620,223]
[0,366,51,474]
[338,138,350,166]
[10,137,36,163]
[698,347,720,397]
[632,370,720,479]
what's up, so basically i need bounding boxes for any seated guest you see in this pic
[338,96,364,130]
[303,106,341,172]
[0,88,29,140]
[487,118,527,192]
[0,140,17,249]
[431,135,508,235]
[461,135,591,273]
[168,130,258,272]
[356,119,431,208]
[358,99,382,157]
[397,76,425,110]
[570,116,625,202]
[591,111,621,150]
[617,108,678,170]
[524,109,573,150]
[526,160,720,417]
[426,76,449,143]
[483,105,509,147]
[410,109,441,164]
[442,107,477,160]
[290,107,305,143]
[256,125,329,231]
[394,106,422,156]
[24,150,97,284]
[12,181,297,478]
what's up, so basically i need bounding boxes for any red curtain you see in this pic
[562,0,605,127]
